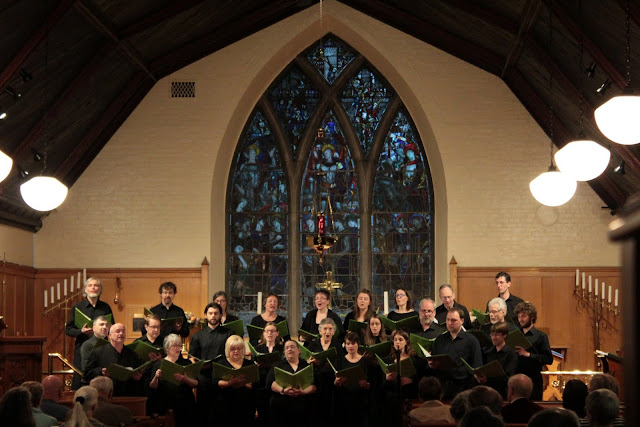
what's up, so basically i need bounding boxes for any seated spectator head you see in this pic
[68,386,99,426]
[468,385,503,416]
[41,375,63,400]
[507,373,534,402]
[20,381,44,408]
[0,386,35,426]
[89,376,114,399]
[450,389,471,422]
[459,406,505,427]
[528,408,580,427]
[418,376,443,401]
[586,389,619,427]
[562,379,588,418]
[588,373,619,395]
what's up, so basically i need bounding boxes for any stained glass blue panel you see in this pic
[227,112,289,321]
[340,68,392,155]
[306,36,356,84]
[300,112,360,318]
[371,111,433,303]
[268,66,320,157]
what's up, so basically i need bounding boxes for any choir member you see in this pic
[475,322,517,399]
[254,322,284,427]
[148,282,190,337]
[213,290,239,325]
[382,329,418,425]
[342,289,374,338]
[387,289,419,333]
[364,313,388,346]
[300,288,344,342]
[333,332,370,427]
[250,292,288,344]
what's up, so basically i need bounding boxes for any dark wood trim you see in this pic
[501,0,542,78]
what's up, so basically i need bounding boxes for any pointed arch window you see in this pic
[227,36,434,326]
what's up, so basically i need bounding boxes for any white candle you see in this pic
[602,282,605,300]
[44,290,48,308]
[70,276,74,293]
[576,269,579,287]
[257,292,263,315]
[83,268,86,285]
[383,291,389,315]
[608,286,612,303]
[57,283,60,300]
[77,272,81,290]
[50,286,54,304]
[589,276,592,293]
[615,289,619,306]
[64,279,67,296]
[582,272,586,289]
[595,279,598,296]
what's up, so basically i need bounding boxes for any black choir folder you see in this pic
[274,364,314,389]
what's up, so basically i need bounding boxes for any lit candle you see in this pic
[589,276,592,293]
[602,282,605,300]
[615,289,619,306]
[576,269,579,287]
[57,283,60,300]
[582,272,585,289]
[64,279,67,296]
[383,291,389,315]
[595,279,598,296]
[44,290,48,308]
[608,286,612,303]
[257,292,263,315]
[50,286,54,304]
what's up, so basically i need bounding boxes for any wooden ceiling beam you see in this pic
[504,68,626,210]
[149,0,305,77]
[0,0,75,92]
[75,0,157,82]
[551,0,627,89]
[9,42,113,161]
[118,0,209,38]
[501,0,542,78]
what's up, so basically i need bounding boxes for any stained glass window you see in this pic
[268,66,320,157]
[372,111,433,303]
[340,68,392,154]
[227,112,289,325]
[306,36,356,84]
[300,112,360,314]
[227,37,433,327]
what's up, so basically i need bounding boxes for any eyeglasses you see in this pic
[264,329,278,334]
[396,293,406,298]
[488,310,501,315]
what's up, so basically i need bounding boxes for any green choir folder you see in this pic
[143,307,183,330]
[461,358,506,379]
[471,308,489,325]
[409,334,436,358]
[505,328,532,350]
[223,319,245,337]
[248,342,282,365]
[247,320,289,342]
[327,359,366,387]
[347,319,368,333]
[126,340,162,360]
[423,352,457,371]
[297,328,320,342]
[274,364,314,389]
[298,344,337,365]
[375,354,416,378]
[159,359,209,386]
[379,315,420,332]
[212,361,259,383]
[359,340,392,357]
[106,361,151,382]
[74,309,113,329]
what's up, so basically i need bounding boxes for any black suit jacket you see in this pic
[501,397,543,424]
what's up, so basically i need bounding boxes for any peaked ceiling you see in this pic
[0,0,639,231]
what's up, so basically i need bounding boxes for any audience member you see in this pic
[584,389,620,427]
[467,385,503,416]
[562,379,588,418]
[529,408,580,427]
[89,377,133,426]
[21,381,57,427]
[501,374,543,423]
[449,389,471,423]
[41,375,70,422]
[459,406,505,427]
[588,373,619,395]
[65,386,104,426]
[408,376,454,424]
[0,386,36,427]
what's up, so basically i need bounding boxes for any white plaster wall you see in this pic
[33,1,619,278]
[0,223,33,266]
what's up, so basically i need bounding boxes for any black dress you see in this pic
[254,343,284,427]
[333,355,369,427]
[342,311,369,340]
[250,314,289,345]
[215,358,257,426]
[307,339,343,424]
[266,359,316,427]
[300,309,345,343]
[381,354,419,426]
[386,310,420,334]
[147,356,196,427]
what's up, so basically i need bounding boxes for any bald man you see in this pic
[83,323,144,396]
[40,375,70,422]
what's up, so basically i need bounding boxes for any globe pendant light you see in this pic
[530,165,577,207]
[555,6,610,182]
[555,138,610,181]
[20,176,68,211]
[0,150,13,183]
[594,0,640,145]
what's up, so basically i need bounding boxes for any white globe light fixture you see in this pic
[529,166,577,207]
[554,139,611,181]
[594,90,640,145]
[20,176,68,211]
[0,150,13,183]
